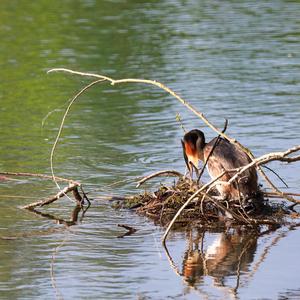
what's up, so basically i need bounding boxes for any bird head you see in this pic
[181,129,205,178]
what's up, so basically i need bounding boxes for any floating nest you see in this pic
[113,177,289,229]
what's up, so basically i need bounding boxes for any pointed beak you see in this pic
[182,139,200,178]
[181,140,192,173]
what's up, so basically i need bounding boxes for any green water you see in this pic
[0,1,300,299]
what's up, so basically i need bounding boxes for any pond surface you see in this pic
[0,1,300,299]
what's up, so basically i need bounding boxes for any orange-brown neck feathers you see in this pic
[184,141,199,168]
[184,141,197,158]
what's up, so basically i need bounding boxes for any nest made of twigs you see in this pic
[113,177,288,229]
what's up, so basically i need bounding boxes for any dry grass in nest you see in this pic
[113,177,288,229]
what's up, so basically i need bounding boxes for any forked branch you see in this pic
[47,68,296,203]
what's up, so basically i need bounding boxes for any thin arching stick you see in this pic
[49,78,105,198]
[261,165,288,188]
[51,230,70,300]
[136,170,183,188]
[162,243,182,277]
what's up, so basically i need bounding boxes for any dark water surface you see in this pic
[0,1,300,299]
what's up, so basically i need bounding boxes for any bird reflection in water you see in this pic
[163,227,265,299]
[182,228,258,289]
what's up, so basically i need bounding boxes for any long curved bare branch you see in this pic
[47,68,297,203]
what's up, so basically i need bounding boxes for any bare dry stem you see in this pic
[22,183,81,210]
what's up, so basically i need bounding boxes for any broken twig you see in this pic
[22,183,81,210]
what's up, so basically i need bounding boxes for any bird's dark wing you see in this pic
[205,138,252,170]
[204,138,258,196]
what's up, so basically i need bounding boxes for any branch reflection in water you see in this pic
[0,205,85,240]
[27,204,85,226]
[163,226,287,299]
[50,230,70,300]
[28,205,86,300]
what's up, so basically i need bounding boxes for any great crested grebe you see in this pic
[181,129,258,200]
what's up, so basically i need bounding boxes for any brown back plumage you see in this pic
[204,137,258,199]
